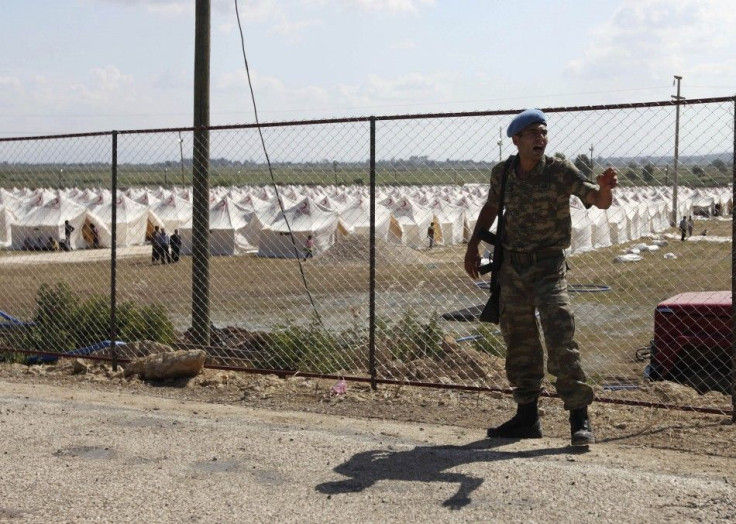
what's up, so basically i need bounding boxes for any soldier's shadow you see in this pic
[316,439,585,510]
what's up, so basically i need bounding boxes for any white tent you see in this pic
[454,194,483,242]
[648,199,669,233]
[258,197,338,258]
[87,193,153,247]
[712,187,732,215]
[428,198,465,246]
[150,193,193,233]
[178,196,256,256]
[606,204,630,245]
[588,207,612,249]
[691,194,716,217]
[337,196,391,241]
[382,196,433,248]
[623,200,643,242]
[569,199,593,254]
[0,205,17,247]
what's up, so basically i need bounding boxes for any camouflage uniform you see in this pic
[488,154,598,410]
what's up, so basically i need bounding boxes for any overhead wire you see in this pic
[233,0,324,327]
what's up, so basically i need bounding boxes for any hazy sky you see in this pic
[1,0,734,137]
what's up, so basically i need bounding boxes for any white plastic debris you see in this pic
[627,247,641,255]
[646,244,660,252]
[330,378,347,396]
[663,252,677,259]
[613,254,643,263]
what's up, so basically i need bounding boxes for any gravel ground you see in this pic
[1,362,735,523]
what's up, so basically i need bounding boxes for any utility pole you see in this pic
[178,131,186,185]
[589,143,594,174]
[672,75,684,225]
[497,126,503,163]
[191,0,210,346]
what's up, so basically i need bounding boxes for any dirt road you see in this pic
[1,379,734,523]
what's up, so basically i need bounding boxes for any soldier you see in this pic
[464,108,618,446]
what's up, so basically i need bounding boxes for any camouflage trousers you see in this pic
[499,252,594,410]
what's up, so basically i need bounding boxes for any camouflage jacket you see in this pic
[488,155,598,251]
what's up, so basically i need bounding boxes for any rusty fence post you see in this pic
[110,131,119,372]
[369,116,377,390]
[731,97,735,423]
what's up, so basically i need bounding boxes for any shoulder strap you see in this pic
[494,155,514,248]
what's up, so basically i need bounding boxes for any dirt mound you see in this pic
[315,235,434,265]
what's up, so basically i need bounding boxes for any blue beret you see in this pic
[506,108,547,137]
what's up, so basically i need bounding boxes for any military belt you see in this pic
[507,248,564,265]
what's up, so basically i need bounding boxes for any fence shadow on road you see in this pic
[315,438,588,510]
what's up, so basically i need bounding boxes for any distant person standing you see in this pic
[90,224,100,248]
[687,216,694,238]
[64,220,75,251]
[160,228,172,264]
[170,229,182,262]
[679,216,687,241]
[151,225,161,263]
[303,234,314,261]
[427,224,435,249]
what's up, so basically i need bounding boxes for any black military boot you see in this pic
[569,407,595,446]
[487,400,542,439]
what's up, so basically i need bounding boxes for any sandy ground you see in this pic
[0,364,735,523]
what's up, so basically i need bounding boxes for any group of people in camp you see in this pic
[678,215,695,241]
[23,219,100,252]
[150,225,181,264]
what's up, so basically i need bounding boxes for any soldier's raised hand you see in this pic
[597,167,618,189]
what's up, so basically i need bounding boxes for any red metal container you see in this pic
[649,291,732,379]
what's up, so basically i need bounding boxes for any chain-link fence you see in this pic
[0,97,733,417]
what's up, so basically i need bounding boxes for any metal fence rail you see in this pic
[0,97,734,419]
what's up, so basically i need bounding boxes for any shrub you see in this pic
[250,310,447,374]
[255,314,342,373]
[383,309,445,362]
[20,282,175,354]
[472,324,507,358]
[22,282,78,353]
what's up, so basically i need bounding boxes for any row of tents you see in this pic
[0,184,731,258]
